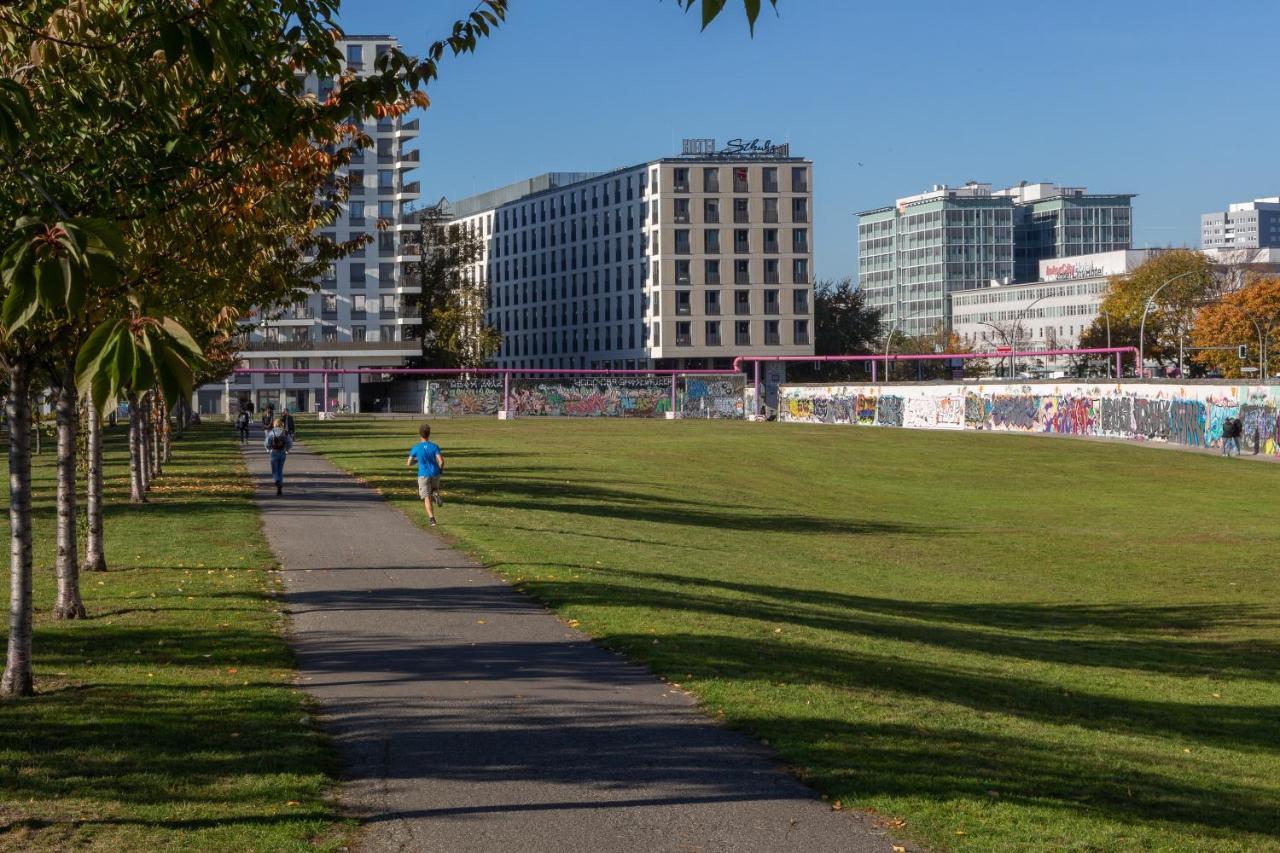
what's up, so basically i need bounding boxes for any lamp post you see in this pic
[978,322,1013,378]
[1010,295,1048,379]
[883,299,929,381]
[1099,308,1112,377]
[1138,270,1198,378]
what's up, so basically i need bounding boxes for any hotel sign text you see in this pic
[681,137,791,158]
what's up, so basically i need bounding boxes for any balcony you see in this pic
[378,154,394,164]
[400,181,420,195]
[399,118,420,133]
[402,149,420,163]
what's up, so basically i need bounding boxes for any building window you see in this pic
[735,289,750,315]
[674,198,690,224]
[346,44,363,67]
[792,258,809,284]
[735,320,751,346]
[676,321,692,346]
[321,293,337,318]
[675,290,691,315]
[652,321,660,346]
[705,259,720,285]
[734,198,749,224]
[705,320,721,346]
[793,288,809,314]
[675,260,691,285]
[734,229,750,254]
[792,197,808,223]
[703,167,719,193]
[351,325,366,342]
[734,259,749,285]
[673,168,689,192]
[733,167,749,193]
[377,170,394,192]
[788,318,808,345]
[674,229,691,254]
[763,197,779,224]
[791,167,808,192]
[704,229,720,254]
[705,289,721,315]
[292,358,309,382]
[379,263,395,285]
[704,198,720,223]
[764,258,779,284]
[763,228,779,253]
[764,289,780,314]
[792,228,808,252]
[762,167,778,193]
[351,293,367,319]
[349,262,365,286]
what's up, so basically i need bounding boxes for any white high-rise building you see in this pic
[445,144,816,370]
[195,35,422,416]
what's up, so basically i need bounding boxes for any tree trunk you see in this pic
[174,399,185,438]
[2,363,35,697]
[84,394,107,572]
[139,395,152,493]
[162,403,173,463]
[128,395,146,503]
[53,371,86,619]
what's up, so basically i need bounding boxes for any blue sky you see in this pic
[338,0,1279,281]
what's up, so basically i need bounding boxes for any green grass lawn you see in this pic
[303,416,1280,853]
[0,422,346,852]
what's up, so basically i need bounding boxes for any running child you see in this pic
[406,423,444,527]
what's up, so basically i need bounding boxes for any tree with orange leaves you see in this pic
[1191,277,1280,378]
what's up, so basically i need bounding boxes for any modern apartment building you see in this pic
[445,146,815,369]
[858,181,1133,337]
[1201,196,1280,250]
[195,35,422,415]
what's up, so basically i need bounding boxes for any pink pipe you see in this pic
[731,347,1140,373]
[232,367,738,376]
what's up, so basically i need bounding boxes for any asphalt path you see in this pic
[244,431,899,853]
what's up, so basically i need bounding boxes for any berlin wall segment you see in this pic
[777,380,1280,455]
[424,376,746,419]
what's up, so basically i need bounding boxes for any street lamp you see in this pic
[978,322,1013,378]
[1138,270,1198,378]
[883,299,930,381]
[1010,295,1048,379]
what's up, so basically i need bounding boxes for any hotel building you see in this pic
[445,144,816,370]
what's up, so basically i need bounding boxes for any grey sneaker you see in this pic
[429,518,437,527]
[432,492,442,507]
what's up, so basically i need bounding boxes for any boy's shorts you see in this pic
[417,476,440,500]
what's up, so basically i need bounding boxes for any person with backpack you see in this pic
[1221,415,1242,457]
[263,417,294,495]
[282,409,296,439]
[236,408,251,445]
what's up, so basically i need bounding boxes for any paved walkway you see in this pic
[243,434,898,853]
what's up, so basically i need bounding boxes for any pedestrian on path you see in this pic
[406,423,443,527]
[282,408,296,439]
[236,409,251,445]
[264,417,294,495]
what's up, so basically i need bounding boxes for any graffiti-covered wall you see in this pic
[778,381,1280,455]
[426,376,745,419]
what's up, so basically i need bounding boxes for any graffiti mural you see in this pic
[682,378,746,419]
[427,379,504,416]
[778,381,1280,456]
[876,395,904,427]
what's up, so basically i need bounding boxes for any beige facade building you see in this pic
[447,145,815,369]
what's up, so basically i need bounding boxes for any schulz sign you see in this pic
[681,137,791,158]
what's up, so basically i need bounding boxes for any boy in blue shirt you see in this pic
[405,423,444,527]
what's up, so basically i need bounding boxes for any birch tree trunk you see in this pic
[140,395,153,493]
[53,370,86,619]
[2,363,35,697]
[84,394,107,572]
[128,395,146,503]
[162,403,172,464]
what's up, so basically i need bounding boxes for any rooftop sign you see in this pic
[681,137,791,158]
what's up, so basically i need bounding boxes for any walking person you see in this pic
[282,408,296,439]
[405,423,444,527]
[1221,415,1242,458]
[236,408,251,445]
[264,417,294,495]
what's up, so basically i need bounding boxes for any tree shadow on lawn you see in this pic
[517,569,1280,683]
[280,627,1279,842]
